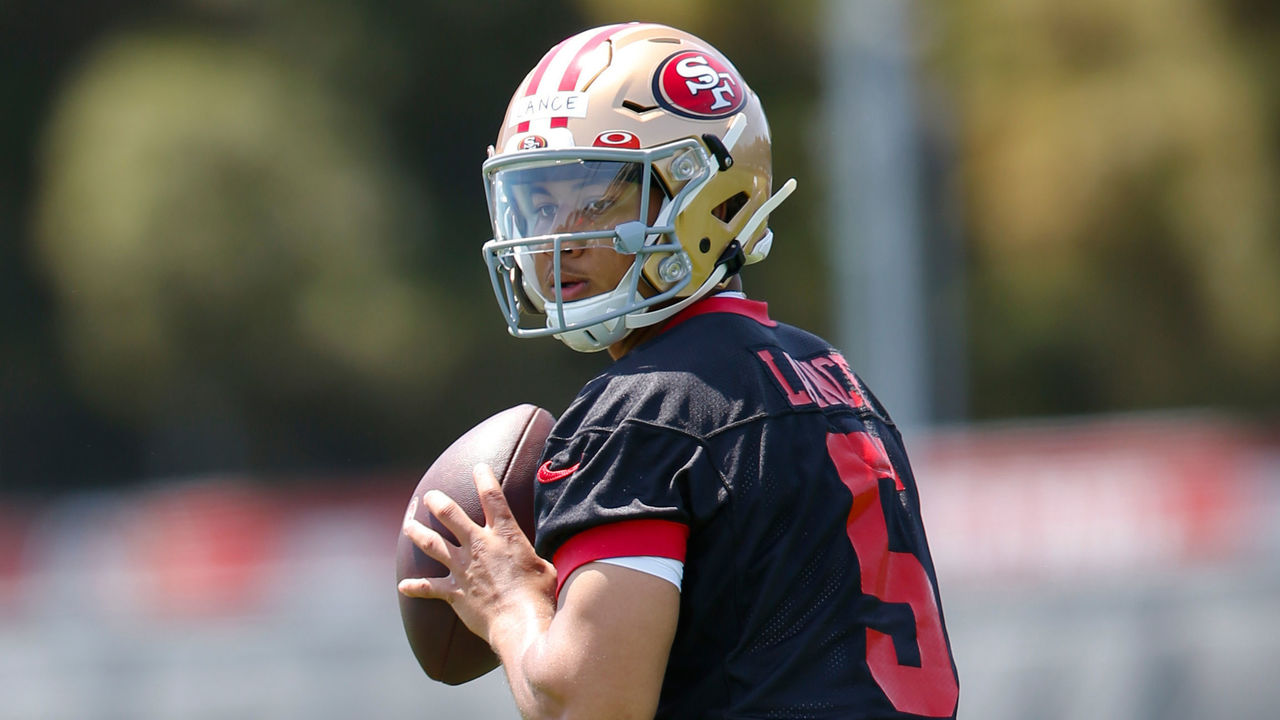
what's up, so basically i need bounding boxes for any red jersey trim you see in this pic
[661,295,777,335]
[552,519,689,597]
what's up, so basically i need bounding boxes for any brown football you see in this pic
[395,404,555,685]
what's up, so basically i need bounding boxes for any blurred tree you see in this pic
[2,0,170,489]
[9,0,596,489]
[928,0,1280,417]
[35,29,451,472]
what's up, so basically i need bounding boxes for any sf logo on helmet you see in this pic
[677,55,737,110]
[654,51,746,119]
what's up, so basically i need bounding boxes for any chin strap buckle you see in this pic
[717,239,746,277]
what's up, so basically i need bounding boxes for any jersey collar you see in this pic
[659,293,777,335]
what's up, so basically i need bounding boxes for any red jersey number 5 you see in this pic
[827,431,959,718]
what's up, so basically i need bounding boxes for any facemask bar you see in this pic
[484,144,701,241]
[482,229,689,337]
[492,162,649,243]
[481,138,717,340]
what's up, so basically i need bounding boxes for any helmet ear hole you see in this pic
[711,192,750,223]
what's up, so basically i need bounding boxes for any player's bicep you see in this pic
[535,562,679,719]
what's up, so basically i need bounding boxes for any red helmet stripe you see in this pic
[549,23,627,129]
[516,38,568,133]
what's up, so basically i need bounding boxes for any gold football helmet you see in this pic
[482,22,796,352]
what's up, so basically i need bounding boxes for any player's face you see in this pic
[521,173,647,238]
[529,219,636,303]
[522,179,637,302]
[507,166,662,303]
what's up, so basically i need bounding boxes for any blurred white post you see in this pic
[822,0,931,431]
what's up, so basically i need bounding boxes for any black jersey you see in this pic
[534,296,959,719]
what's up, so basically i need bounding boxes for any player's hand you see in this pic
[398,463,556,645]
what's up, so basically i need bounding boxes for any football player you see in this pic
[400,22,960,719]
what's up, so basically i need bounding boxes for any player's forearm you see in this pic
[489,606,571,720]
[492,607,659,720]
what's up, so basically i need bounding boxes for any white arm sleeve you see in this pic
[592,556,684,591]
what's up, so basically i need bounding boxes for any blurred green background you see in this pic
[3,4,1278,719]
[2,0,1277,494]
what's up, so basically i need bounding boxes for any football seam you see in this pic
[436,606,460,679]
[500,405,540,484]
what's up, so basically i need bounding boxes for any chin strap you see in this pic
[625,176,798,330]
[624,263,729,329]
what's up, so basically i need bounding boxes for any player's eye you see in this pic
[583,197,614,216]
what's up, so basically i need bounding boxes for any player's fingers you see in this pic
[422,488,480,544]
[473,463,516,528]
[397,576,459,602]
[402,517,460,568]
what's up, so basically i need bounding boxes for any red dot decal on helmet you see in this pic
[593,131,641,149]
[653,50,746,120]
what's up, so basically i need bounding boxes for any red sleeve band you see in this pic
[551,519,690,597]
